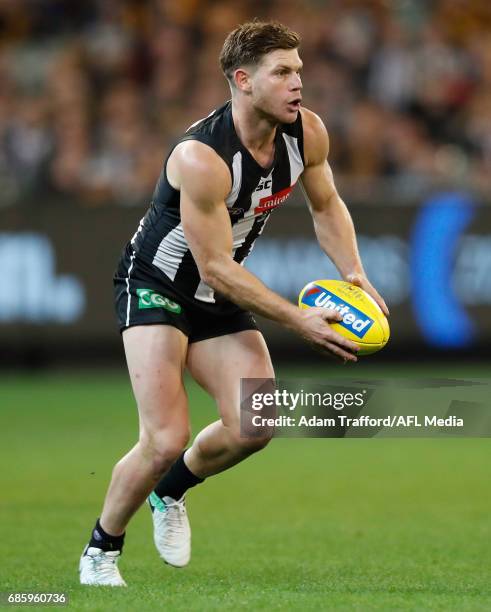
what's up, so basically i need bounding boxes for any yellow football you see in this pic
[298,279,390,356]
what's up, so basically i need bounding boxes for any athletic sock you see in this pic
[88,518,125,553]
[154,451,204,501]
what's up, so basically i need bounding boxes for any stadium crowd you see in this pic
[0,0,490,206]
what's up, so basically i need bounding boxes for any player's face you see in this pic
[250,49,303,124]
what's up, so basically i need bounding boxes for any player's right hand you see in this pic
[294,307,359,362]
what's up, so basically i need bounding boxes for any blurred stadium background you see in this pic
[2,2,491,609]
[1,0,490,366]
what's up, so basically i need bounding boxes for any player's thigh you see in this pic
[186,329,274,427]
[123,324,190,445]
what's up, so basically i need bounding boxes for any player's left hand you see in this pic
[345,273,390,317]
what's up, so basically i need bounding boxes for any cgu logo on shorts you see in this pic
[136,289,181,314]
[302,287,373,338]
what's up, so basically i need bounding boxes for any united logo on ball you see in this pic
[298,279,390,355]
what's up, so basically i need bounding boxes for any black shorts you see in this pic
[114,259,258,344]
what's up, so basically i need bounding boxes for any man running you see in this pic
[80,20,388,586]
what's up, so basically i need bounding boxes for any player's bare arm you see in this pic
[168,140,359,361]
[299,108,389,316]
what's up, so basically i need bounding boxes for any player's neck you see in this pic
[231,100,277,155]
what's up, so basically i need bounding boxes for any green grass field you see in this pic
[1,363,491,611]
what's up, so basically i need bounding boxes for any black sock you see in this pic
[154,451,204,501]
[88,518,125,553]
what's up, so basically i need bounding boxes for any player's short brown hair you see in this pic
[219,21,300,82]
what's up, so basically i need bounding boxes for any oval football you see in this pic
[298,279,390,356]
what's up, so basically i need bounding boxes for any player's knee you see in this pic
[140,427,190,475]
[230,428,272,454]
[244,433,272,453]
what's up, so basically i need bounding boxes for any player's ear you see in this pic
[233,68,252,94]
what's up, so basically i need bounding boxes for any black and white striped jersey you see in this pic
[126,100,305,311]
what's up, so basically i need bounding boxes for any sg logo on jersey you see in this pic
[255,179,272,192]
[136,288,181,313]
